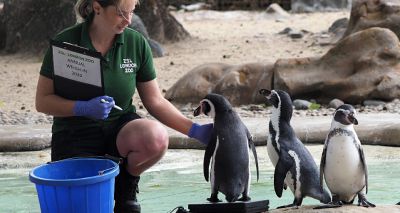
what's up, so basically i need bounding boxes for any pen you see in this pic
[100,99,123,111]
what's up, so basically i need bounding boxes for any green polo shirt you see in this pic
[40,17,156,133]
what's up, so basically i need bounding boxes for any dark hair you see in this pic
[74,0,115,20]
[74,0,138,21]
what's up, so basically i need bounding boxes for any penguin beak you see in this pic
[194,101,206,116]
[348,113,358,125]
[194,105,202,116]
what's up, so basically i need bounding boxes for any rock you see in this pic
[168,29,400,106]
[209,0,272,10]
[342,0,400,41]
[318,17,349,44]
[329,17,349,34]
[265,3,290,18]
[147,38,165,58]
[180,2,211,11]
[329,98,344,109]
[274,27,400,104]
[129,14,165,58]
[165,63,231,103]
[293,99,311,110]
[165,62,274,105]
[363,100,386,107]
[278,27,292,34]
[289,31,304,39]
[291,0,351,13]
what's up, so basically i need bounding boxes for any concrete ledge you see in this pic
[0,113,399,151]
[268,204,400,213]
[0,124,52,152]
[168,113,400,148]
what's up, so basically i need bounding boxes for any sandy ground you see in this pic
[0,10,350,117]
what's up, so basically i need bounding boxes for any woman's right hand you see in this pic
[73,96,115,120]
[188,123,214,145]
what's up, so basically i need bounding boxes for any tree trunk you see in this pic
[2,0,75,54]
[1,0,190,54]
[135,0,190,43]
[0,3,6,50]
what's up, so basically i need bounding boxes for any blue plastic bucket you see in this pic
[29,158,119,213]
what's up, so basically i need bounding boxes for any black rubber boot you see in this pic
[114,167,141,213]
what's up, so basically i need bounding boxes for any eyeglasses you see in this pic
[115,4,134,22]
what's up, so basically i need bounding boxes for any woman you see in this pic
[35,0,212,212]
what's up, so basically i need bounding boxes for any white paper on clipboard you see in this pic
[51,41,104,100]
[52,44,102,87]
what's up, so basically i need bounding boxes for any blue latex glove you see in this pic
[73,96,115,120]
[188,123,213,145]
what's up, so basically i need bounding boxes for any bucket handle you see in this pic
[47,155,123,165]
[46,155,121,176]
[98,167,116,176]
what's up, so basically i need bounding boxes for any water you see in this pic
[1,145,399,213]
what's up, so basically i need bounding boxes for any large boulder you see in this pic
[166,28,400,106]
[166,63,239,103]
[129,14,165,58]
[275,27,400,104]
[165,63,273,105]
[342,0,400,40]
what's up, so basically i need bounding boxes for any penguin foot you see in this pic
[358,198,376,208]
[207,197,222,203]
[357,193,375,208]
[313,202,343,209]
[276,203,298,209]
[238,196,251,202]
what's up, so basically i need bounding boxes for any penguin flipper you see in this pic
[320,141,328,190]
[203,132,217,182]
[246,129,259,181]
[274,151,294,198]
[357,143,369,194]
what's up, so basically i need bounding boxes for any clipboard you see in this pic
[51,40,104,101]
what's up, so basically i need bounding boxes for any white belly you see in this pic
[267,135,279,166]
[324,135,365,200]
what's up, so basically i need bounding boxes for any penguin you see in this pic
[259,89,331,208]
[193,93,259,203]
[319,104,375,208]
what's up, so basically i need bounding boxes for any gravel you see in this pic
[1,99,399,125]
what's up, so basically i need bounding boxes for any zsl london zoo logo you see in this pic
[120,58,137,73]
